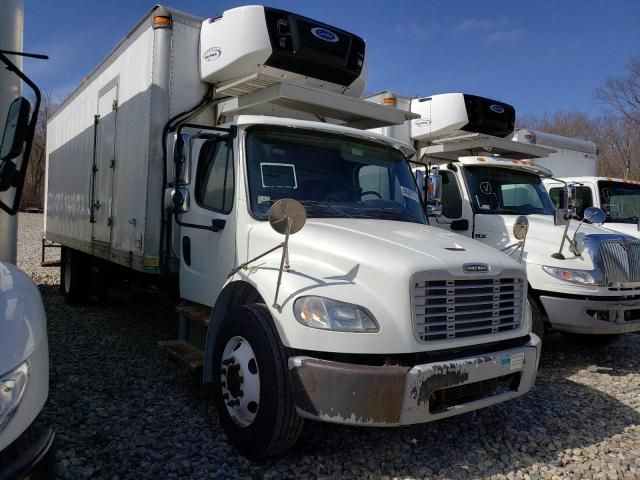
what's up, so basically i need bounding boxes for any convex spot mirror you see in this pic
[0,97,31,192]
[583,206,606,225]
[268,198,306,235]
[513,215,529,240]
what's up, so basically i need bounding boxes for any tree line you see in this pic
[19,56,640,209]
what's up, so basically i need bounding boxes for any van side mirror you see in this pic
[426,166,442,216]
[414,169,426,201]
[172,132,191,185]
[553,183,577,226]
[0,97,31,192]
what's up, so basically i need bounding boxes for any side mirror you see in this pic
[450,219,469,231]
[0,97,31,192]
[553,183,577,226]
[426,166,442,216]
[172,132,191,185]
[414,169,426,201]
[583,206,606,225]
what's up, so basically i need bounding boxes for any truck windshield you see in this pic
[245,126,426,224]
[464,166,555,215]
[598,181,640,224]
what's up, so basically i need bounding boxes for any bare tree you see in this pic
[595,56,640,128]
[20,91,57,210]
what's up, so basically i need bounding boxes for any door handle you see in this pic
[211,219,226,232]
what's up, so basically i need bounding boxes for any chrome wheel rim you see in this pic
[220,336,260,427]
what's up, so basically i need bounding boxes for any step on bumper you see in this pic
[288,335,541,426]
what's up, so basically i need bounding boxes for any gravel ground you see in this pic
[16,212,640,480]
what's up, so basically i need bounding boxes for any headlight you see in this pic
[542,266,603,285]
[293,296,380,332]
[0,361,30,434]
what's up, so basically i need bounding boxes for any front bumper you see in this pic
[0,427,55,480]
[540,294,640,334]
[288,334,541,426]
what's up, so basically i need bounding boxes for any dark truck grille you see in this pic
[412,277,525,342]
[597,240,640,286]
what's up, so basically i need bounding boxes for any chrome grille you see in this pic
[598,240,640,285]
[412,277,524,342]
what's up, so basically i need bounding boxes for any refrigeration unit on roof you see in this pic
[200,5,367,98]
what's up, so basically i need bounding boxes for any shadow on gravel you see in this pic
[38,283,640,480]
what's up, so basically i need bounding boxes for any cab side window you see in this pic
[196,140,234,213]
[441,170,463,219]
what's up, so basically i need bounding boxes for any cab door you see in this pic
[177,135,237,307]
[431,168,474,238]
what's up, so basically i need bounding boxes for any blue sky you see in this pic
[24,0,640,117]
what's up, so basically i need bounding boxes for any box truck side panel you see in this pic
[534,150,597,177]
[46,27,155,266]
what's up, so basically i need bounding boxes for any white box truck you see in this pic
[0,0,54,477]
[513,129,640,239]
[367,92,640,344]
[45,6,540,458]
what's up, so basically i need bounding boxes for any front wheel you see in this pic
[212,304,304,459]
[528,294,545,341]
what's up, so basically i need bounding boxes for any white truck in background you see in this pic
[45,5,540,458]
[513,129,640,239]
[0,0,54,478]
[367,92,640,344]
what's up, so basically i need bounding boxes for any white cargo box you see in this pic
[45,5,407,273]
[45,6,210,272]
[512,128,598,177]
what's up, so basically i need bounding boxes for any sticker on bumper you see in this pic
[500,351,525,371]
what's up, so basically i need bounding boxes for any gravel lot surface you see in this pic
[17,213,640,480]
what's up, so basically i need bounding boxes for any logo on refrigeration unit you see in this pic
[489,104,505,114]
[463,263,490,273]
[311,27,339,43]
[203,47,222,62]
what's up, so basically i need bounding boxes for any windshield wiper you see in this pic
[298,200,354,218]
[360,207,421,223]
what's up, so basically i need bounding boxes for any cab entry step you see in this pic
[158,340,204,371]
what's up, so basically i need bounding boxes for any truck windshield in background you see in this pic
[598,181,640,224]
[245,126,426,224]
[598,181,640,223]
[464,166,555,216]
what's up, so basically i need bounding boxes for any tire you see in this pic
[528,294,545,341]
[563,333,621,347]
[212,304,304,459]
[60,247,90,304]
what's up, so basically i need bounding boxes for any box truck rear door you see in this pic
[91,81,118,244]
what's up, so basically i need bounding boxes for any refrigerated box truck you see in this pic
[513,129,640,239]
[46,6,541,458]
[366,92,640,343]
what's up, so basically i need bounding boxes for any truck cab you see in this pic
[545,177,640,239]
[511,129,640,240]
[367,92,640,343]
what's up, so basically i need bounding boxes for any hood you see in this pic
[0,262,47,373]
[602,222,640,239]
[247,218,525,278]
[476,214,632,269]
